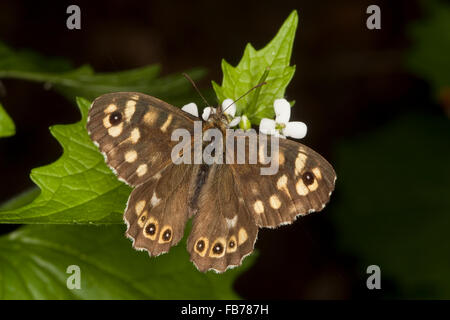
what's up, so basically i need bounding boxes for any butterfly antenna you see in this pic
[182,73,211,107]
[222,81,267,114]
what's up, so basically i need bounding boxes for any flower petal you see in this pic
[202,107,216,121]
[228,116,241,127]
[181,102,199,117]
[202,107,211,121]
[283,121,307,139]
[259,118,276,135]
[222,99,236,117]
[274,98,291,124]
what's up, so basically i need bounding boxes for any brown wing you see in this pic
[187,164,258,273]
[124,163,198,256]
[230,133,336,228]
[86,92,197,186]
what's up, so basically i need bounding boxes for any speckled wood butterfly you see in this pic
[87,92,336,272]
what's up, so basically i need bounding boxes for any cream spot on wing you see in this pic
[225,215,238,229]
[253,200,264,214]
[135,200,146,216]
[238,228,248,245]
[137,210,148,227]
[278,151,285,166]
[160,114,173,133]
[131,94,139,100]
[308,179,319,192]
[108,123,123,137]
[104,104,117,113]
[312,167,322,180]
[295,153,307,175]
[125,150,137,163]
[276,174,290,197]
[143,110,158,125]
[103,115,112,128]
[124,100,136,122]
[136,164,148,177]
[269,194,281,209]
[129,128,140,144]
[258,144,268,164]
[296,179,309,196]
[150,192,161,207]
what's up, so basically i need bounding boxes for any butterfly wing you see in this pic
[124,163,199,256]
[230,134,336,228]
[87,92,197,186]
[187,164,258,273]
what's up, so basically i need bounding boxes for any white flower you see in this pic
[201,106,216,121]
[181,102,199,117]
[259,99,307,139]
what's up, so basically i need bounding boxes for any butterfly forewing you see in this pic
[87,92,197,186]
[230,134,336,228]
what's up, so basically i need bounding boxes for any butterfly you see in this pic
[86,92,336,272]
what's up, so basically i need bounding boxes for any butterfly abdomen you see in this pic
[189,163,211,212]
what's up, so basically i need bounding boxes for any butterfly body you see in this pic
[87,92,336,272]
[189,163,211,213]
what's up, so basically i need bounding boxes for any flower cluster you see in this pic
[181,99,241,127]
[181,98,307,139]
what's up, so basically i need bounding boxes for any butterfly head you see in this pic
[205,107,229,131]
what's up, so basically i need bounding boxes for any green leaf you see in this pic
[0,224,253,299]
[0,41,72,73]
[332,113,450,298]
[0,97,131,224]
[48,65,206,106]
[0,103,15,137]
[0,41,206,106]
[0,187,40,211]
[212,10,298,124]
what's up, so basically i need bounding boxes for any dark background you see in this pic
[0,0,448,299]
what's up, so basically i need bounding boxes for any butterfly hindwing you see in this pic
[187,164,258,272]
[124,163,198,256]
[230,134,336,228]
[87,92,197,186]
